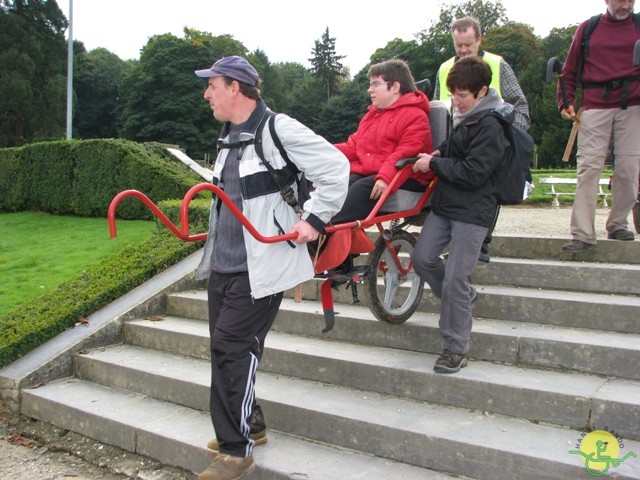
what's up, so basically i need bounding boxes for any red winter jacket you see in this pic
[335,90,434,192]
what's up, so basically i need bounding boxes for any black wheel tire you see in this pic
[363,230,424,324]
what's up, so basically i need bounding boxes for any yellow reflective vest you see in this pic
[437,51,503,101]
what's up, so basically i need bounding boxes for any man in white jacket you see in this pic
[194,56,348,480]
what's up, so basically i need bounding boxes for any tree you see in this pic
[410,0,511,92]
[0,0,68,146]
[314,78,369,143]
[482,23,539,76]
[309,27,346,100]
[73,46,129,139]
[119,29,248,158]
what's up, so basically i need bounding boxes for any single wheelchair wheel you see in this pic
[363,229,424,324]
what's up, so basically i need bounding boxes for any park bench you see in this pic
[538,177,611,208]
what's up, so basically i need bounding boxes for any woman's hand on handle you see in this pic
[413,153,433,173]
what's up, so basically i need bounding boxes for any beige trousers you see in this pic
[571,106,640,243]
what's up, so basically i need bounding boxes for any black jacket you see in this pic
[430,108,510,227]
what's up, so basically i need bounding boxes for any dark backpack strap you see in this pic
[254,111,302,213]
[577,14,602,87]
[578,13,640,108]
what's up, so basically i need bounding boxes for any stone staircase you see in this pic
[17,235,640,479]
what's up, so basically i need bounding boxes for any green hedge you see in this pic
[0,139,205,219]
[0,202,209,368]
[0,147,23,212]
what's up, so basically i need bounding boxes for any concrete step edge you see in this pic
[20,379,466,479]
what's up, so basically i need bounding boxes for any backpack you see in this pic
[576,13,640,108]
[577,13,640,85]
[253,111,313,214]
[492,115,534,205]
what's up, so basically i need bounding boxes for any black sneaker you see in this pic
[607,229,635,241]
[434,349,468,374]
[562,239,595,253]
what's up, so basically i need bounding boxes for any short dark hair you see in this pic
[451,16,481,39]
[446,56,492,96]
[222,76,261,100]
[367,58,416,95]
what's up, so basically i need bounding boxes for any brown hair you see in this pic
[223,76,261,100]
[446,56,492,97]
[367,58,416,95]
[451,16,481,39]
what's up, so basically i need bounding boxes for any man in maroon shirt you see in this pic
[559,0,640,252]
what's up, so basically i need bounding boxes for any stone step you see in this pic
[490,235,640,264]
[21,379,462,479]
[23,367,640,480]
[391,231,640,264]
[169,285,640,337]
[289,280,640,335]
[162,293,640,381]
[332,250,640,296]
[474,257,640,296]
[107,326,640,441]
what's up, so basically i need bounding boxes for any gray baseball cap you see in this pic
[195,55,259,86]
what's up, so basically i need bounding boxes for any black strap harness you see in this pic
[578,13,640,109]
[216,111,302,214]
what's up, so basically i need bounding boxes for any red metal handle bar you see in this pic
[108,163,436,242]
[108,190,189,240]
[108,184,301,243]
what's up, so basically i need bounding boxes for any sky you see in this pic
[58,0,607,74]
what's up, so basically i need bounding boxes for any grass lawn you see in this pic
[0,212,156,317]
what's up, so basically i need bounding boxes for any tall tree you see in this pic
[482,23,539,77]
[0,0,68,146]
[119,29,248,158]
[73,46,129,139]
[309,27,346,100]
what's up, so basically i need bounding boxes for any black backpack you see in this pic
[492,115,534,205]
[253,111,313,214]
[577,12,640,104]
[577,13,640,84]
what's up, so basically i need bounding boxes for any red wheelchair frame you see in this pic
[108,161,437,332]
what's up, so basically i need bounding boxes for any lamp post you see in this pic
[65,0,73,140]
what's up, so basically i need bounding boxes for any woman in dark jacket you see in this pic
[410,56,511,374]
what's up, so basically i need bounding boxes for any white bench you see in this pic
[538,177,611,208]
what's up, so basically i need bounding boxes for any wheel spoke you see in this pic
[364,230,424,324]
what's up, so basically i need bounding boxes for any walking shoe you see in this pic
[477,251,490,263]
[434,349,468,374]
[607,229,635,241]
[470,287,478,305]
[207,406,267,452]
[198,453,254,480]
[562,240,595,253]
[207,429,267,452]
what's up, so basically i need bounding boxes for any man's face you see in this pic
[368,76,400,109]
[452,28,482,58]
[203,76,234,122]
[607,0,634,20]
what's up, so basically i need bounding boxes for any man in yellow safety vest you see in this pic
[433,16,531,262]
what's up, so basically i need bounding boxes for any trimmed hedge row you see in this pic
[0,198,211,368]
[0,139,204,219]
